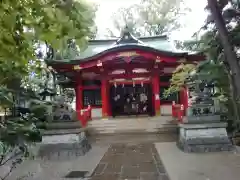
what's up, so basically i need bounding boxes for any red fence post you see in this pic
[88,105,92,120]
[82,111,87,127]
[178,104,184,123]
[172,101,176,118]
[80,106,93,128]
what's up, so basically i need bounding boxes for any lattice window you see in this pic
[83,89,102,106]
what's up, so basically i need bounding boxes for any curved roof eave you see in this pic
[46,44,190,65]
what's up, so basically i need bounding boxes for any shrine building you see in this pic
[46,31,204,119]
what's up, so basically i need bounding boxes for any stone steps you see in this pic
[87,116,177,135]
[43,116,177,136]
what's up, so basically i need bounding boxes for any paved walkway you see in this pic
[155,142,240,180]
[89,133,176,145]
[90,143,169,180]
[0,134,174,180]
[1,145,108,180]
[6,134,240,180]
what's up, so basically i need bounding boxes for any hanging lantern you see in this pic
[97,60,102,67]
[155,56,162,63]
[73,65,82,71]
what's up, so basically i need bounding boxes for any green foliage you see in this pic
[0,0,96,177]
[54,39,82,60]
[164,64,196,97]
[0,0,97,84]
[106,0,188,37]
[172,0,240,133]
[0,93,49,179]
[0,142,27,180]
[0,86,13,108]
[1,114,42,145]
[0,113,43,179]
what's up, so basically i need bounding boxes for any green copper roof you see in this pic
[76,36,177,59]
[47,32,189,63]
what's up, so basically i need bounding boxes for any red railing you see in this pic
[172,101,184,123]
[78,105,92,127]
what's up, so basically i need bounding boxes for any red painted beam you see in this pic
[100,72,161,80]
[49,47,205,72]
[109,80,151,85]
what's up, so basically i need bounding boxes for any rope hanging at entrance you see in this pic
[114,82,117,95]
[141,82,146,93]
[133,81,136,93]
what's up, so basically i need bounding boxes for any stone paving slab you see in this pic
[155,142,240,180]
[89,143,170,180]
[89,134,176,145]
[2,145,109,180]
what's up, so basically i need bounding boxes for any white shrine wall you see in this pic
[160,105,172,115]
[91,108,102,118]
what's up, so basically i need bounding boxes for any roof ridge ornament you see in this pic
[115,25,144,45]
[122,25,130,34]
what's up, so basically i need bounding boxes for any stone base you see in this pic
[37,132,92,160]
[177,140,233,153]
[178,123,234,153]
[183,115,221,124]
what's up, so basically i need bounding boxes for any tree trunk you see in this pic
[208,0,240,99]
[228,71,240,133]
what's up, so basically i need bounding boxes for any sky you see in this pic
[88,0,208,40]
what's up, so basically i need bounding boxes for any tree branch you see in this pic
[0,150,22,167]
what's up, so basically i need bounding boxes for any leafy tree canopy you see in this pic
[0,0,97,85]
[170,0,240,133]
[0,1,97,176]
[106,0,189,37]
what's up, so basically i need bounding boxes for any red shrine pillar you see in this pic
[152,75,161,116]
[75,81,83,120]
[180,86,189,115]
[101,79,109,118]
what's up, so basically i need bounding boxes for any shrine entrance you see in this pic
[110,84,153,117]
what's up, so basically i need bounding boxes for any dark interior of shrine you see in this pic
[110,84,154,117]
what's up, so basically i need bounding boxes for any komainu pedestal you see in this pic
[177,73,234,153]
[37,132,92,160]
[178,122,233,152]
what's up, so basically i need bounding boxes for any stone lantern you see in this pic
[177,71,234,152]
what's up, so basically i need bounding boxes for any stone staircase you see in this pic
[87,116,178,135]
[42,116,178,136]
